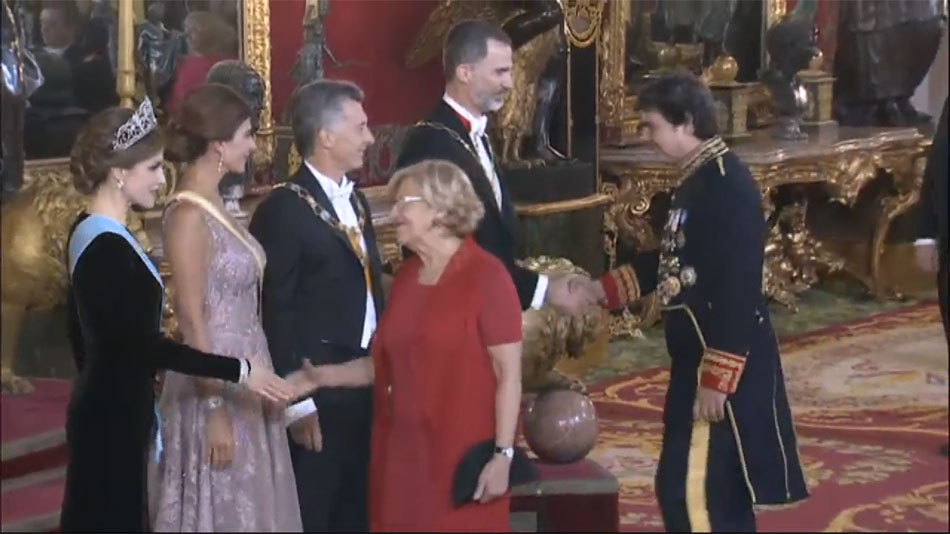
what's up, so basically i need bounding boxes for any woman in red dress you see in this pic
[297,159,523,531]
[167,11,237,115]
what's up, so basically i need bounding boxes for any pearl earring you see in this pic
[217,153,224,173]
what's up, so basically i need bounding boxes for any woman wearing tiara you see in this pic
[61,99,295,532]
[148,84,302,531]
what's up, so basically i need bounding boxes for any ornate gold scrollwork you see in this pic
[599,181,651,339]
[562,0,606,48]
[599,128,929,326]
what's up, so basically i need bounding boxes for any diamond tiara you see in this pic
[112,98,158,151]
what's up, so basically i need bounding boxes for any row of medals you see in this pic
[657,205,697,306]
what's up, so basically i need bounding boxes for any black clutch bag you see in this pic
[452,440,538,507]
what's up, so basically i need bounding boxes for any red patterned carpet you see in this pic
[586,303,949,532]
[3,305,947,531]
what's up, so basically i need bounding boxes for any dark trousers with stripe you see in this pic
[655,416,756,532]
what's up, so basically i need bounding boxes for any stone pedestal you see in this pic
[511,458,619,532]
[798,70,837,128]
[709,82,755,139]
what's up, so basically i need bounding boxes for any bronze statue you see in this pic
[205,60,266,216]
[291,0,342,86]
[1,0,42,200]
[835,0,947,127]
[136,2,186,103]
[406,0,569,167]
[761,5,819,140]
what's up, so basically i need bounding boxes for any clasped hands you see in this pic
[244,359,326,404]
[545,273,607,316]
[210,361,328,468]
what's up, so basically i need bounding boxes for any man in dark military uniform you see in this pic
[914,97,948,457]
[580,74,809,531]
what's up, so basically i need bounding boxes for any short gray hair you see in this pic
[287,79,364,157]
[388,160,485,237]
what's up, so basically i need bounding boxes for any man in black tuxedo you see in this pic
[915,97,948,457]
[396,20,590,314]
[249,80,383,531]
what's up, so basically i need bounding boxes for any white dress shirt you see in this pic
[442,94,549,310]
[306,161,378,348]
[286,162,378,425]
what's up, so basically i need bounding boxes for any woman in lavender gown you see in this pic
[148,83,302,532]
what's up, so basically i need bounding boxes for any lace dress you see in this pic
[148,200,302,532]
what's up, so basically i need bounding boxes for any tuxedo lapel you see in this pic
[430,102,506,217]
[433,101,479,154]
[294,166,340,222]
[290,166,360,264]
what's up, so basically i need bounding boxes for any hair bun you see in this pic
[163,120,207,163]
[163,84,252,164]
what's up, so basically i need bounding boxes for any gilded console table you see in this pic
[600,127,929,311]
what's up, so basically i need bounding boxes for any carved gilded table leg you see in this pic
[869,143,929,297]
[760,187,803,311]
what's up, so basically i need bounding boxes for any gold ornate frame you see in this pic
[598,0,787,144]
[24,0,275,187]
[241,0,274,164]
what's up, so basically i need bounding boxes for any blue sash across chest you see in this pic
[68,214,166,460]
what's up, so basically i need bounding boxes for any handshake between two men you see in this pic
[544,272,609,317]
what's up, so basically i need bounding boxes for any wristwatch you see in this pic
[204,396,224,410]
[494,445,514,460]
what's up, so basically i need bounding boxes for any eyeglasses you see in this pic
[392,195,425,211]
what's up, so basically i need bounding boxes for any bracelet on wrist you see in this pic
[238,359,250,384]
[204,396,224,410]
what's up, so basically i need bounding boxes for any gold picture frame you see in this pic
[24,0,274,186]
[597,0,787,145]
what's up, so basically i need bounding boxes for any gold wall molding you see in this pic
[117,0,135,108]
[597,0,633,142]
[563,0,606,48]
[514,193,612,217]
[243,0,275,166]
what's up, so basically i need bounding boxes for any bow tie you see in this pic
[328,179,354,201]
